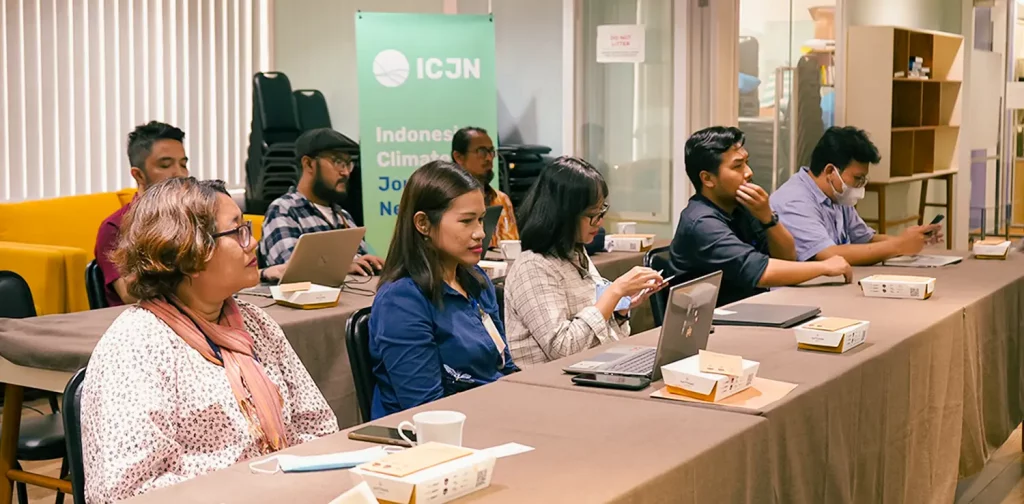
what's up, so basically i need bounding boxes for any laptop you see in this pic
[712,302,820,328]
[480,205,504,259]
[562,270,722,381]
[881,254,963,268]
[240,227,366,296]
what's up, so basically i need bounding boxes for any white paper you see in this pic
[714,308,736,316]
[476,442,535,459]
[596,24,646,63]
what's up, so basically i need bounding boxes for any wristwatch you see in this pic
[762,212,779,229]
[613,311,631,323]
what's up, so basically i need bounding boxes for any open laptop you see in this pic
[240,227,366,296]
[712,302,820,329]
[480,205,503,259]
[562,270,722,381]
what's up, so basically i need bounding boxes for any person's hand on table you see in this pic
[260,264,287,282]
[821,255,853,284]
[735,182,773,224]
[350,254,384,276]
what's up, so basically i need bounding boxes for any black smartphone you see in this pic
[930,214,945,225]
[572,373,651,391]
[348,425,416,447]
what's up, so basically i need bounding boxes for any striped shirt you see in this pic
[258,188,369,267]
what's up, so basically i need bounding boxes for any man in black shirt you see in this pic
[670,126,852,306]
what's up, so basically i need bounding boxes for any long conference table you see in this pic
[120,251,1024,503]
[0,246,657,502]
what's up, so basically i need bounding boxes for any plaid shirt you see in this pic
[259,187,369,267]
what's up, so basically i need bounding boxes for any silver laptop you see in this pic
[240,228,366,297]
[562,270,722,381]
[712,302,820,329]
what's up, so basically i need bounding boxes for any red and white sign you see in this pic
[596,24,646,63]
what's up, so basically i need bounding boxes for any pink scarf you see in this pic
[141,296,288,454]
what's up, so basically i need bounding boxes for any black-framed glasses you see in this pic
[320,154,355,172]
[212,220,252,249]
[584,203,610,226]
[473,147,496,158]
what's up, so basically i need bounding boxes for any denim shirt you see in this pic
[368,268,518,419]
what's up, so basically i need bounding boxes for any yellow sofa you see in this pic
[0,188,265,316]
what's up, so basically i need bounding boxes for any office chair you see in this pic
[345,307,375,423]
[0,271,69,504]
[85,260,108,310]
[643,246,672,327]
[62,368,87,504]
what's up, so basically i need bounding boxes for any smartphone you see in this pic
[930,214,945,225]
[572,373,651,391]
[348,425,416,447]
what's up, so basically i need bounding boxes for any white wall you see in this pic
[272,0,445,139]
[273,0,564,153]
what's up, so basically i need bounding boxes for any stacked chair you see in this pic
[497,144,553,209]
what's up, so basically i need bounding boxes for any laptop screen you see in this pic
[480,205,504,259]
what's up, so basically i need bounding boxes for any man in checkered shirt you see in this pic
[258,128,384,282]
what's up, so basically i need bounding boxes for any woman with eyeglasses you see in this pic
[80,177,337,503]
[504,156,666,369]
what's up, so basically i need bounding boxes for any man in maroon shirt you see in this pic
[93,122,189,306]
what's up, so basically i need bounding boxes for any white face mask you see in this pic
[830,169,865,207]
[248,446,394,474]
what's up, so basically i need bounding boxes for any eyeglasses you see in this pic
[584,203,610,226]
[473,147,496,158]
[851,175,869,188]
[321,155,355,172]
[211,220,253,249]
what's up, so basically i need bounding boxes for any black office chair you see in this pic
[492,278,506,326]
[345,307,375,423]
[85,260,108,310]
[0,271,69,504]
[62,369,86,504]
[643,246,672,327]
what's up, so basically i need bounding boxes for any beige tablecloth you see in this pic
[124,381,772,504]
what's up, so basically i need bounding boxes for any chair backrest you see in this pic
[492,278,506,325]
[85,260,108,310]
[643,246,672,327]
[253,72,300,133]
[0,271,37,318]
[62,368,87,504]
[345,307,375,423]
[293,89,332,130]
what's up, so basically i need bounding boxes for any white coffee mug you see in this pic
[397,410,466,447]
[617,221,637,235]
[499,240,522,260]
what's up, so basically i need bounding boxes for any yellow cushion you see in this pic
[0,192,123,260]
[244,214,265,243]
[0,242,89,315]
[116,187,138,206]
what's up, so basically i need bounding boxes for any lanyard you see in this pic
[477,305,507,369]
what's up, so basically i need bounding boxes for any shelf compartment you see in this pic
[892,81,923,127]
[939,81,962,126]
[891,131,915,178]
[908,31,934,76]
[913,130,935,174]
[922,81,941,126]
[893,29,910,75]
[934,126,959,171]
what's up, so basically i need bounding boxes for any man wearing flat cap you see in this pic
[259,128,384,281]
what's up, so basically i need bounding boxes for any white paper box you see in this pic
[973,239,1012,259]
[795,317,870,354]
[478,260,507,279]
[859,275,935,300]
[660,355,759,402]
[350,451,496,504]
[270,283,340,309]
[604,234,655,253]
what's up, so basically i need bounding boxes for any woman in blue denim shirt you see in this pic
[368,160,518,419]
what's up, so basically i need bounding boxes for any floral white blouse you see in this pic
[80,299,338,503]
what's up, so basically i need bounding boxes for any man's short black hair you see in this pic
[809,126,881,176]
[451,126,488,158]
[684,126,745,189]
[127,121,185,169]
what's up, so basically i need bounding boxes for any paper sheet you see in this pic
[650,377,798,411]
[477,442,535,459]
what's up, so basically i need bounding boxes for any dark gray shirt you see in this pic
[669,194,770,306]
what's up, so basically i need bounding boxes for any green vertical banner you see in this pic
[355,12,498,257]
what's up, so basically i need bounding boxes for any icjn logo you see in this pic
[372,49,481,88]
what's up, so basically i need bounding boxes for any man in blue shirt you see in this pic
[670,126,852,306]
[770,126,942,265]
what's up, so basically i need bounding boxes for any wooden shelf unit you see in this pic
[847,26,963,182]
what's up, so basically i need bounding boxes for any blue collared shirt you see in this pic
[770,168,875,262]
[368,269,518,419]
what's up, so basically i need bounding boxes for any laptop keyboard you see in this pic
[607,348,657,374]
